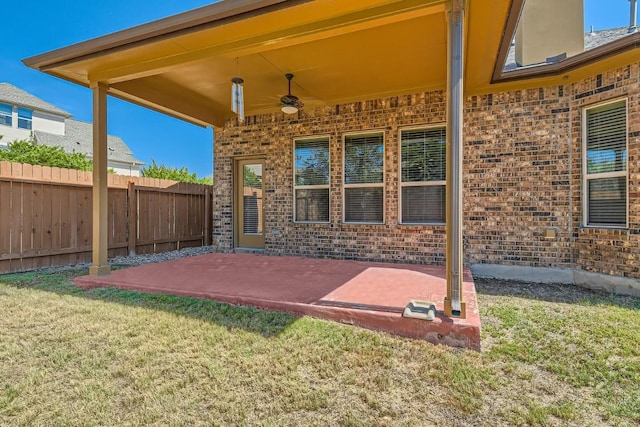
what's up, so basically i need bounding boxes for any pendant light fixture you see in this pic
[231,76,244,122]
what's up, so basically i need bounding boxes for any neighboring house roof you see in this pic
[584,26,634,50]
[34,119,143,165]
[0,82,71,117]
[504,27,635,71]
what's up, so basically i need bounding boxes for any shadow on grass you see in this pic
[475,277,640,310]
[0,268,299,337]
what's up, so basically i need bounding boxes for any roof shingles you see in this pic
[0,83,70,117]
[1,83,141,167]
[34,119,142,165]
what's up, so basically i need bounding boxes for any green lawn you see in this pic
[0,269,638,426]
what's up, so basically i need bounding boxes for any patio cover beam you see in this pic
[89,82,110,276]
[109,77,230,127]
[444,0,465,318]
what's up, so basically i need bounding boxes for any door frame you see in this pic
[233,156,266,249]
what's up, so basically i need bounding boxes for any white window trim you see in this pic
[293,135,331,224]
[582,98,628,229]
[342,130,386,225]
[398,124,447,225]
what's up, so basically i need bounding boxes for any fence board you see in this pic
[108,189,128,258]
[176,193,188,242]
[138,190,152,254]
[21,182,35,271]
[157,191,170,250]
[0,162,212,273]
[127,182,137,255]
[67,187,79,266]
[41,182,55,269]
[31,182,42,270]
[0,181,10,272]
[0,182,10,254]
[9,181,19,271]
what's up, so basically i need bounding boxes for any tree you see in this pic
[344,141,383,184]
[295,144,329,186]
[0,137,93,171]
[242,166,262,187]
[141,160,212,185]
[401,137,446,182]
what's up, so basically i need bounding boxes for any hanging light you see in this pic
[231,77,244,122]
[281,104,298,115]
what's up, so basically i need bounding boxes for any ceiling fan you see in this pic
[280,73,304,114]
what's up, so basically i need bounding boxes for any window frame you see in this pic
[0,103,12,127]
[293,135,331,224]
[398,124,447,225]
[342,130,386,225]
[582,98,628,229]
[17,107,33,130]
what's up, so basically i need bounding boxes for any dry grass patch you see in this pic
[0,270,638,426]
[478,279,640,426]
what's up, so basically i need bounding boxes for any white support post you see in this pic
[444,0,466,318]
[89,82,111,276]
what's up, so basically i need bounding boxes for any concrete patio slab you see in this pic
[75,253,481,350]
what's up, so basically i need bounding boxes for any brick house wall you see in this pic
[570,64,640,279]
[213,61,640,282]
[464,85,573,271]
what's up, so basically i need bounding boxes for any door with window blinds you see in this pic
[236,159,265,248]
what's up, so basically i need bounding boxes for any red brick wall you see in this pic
[570,64,640,279]
[463,85,573,270]
[214,92,449,264]
[213,62,640,280]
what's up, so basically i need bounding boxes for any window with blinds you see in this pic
[584,99,627,227]
[294,137,330,222]
[344,133,384,223]
[400,127,446,224]
[0,103,12,127]
[17,107,32,130]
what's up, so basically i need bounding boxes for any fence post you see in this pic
[204,187,212,246]
[128,181,137,255]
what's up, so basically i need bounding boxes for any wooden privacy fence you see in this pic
[0,161,212,274]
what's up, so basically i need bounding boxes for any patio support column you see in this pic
[444,0,466,318]
[89,81,111,276]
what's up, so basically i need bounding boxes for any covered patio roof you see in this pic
[24,0,515,127]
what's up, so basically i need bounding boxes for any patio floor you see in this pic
[74,253,481,350]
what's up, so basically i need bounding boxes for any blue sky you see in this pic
[0,1,633,178]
